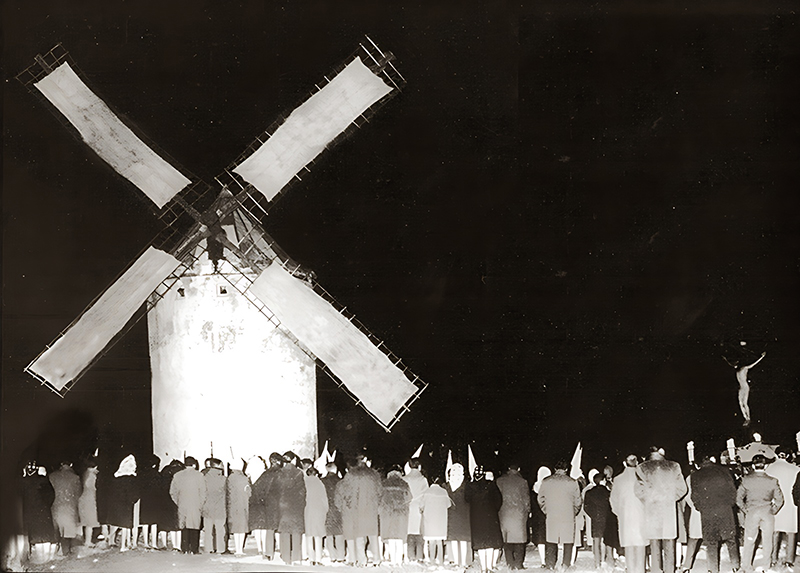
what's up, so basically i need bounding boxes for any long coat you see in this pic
[275,464,306,534]
[77,467,99,528]
[610,466,647,547]
[496,470,530,544]
[420,483,452,540]
[226,469,251,534]
[157,461,184,531]
[107,475,140,528]
[465,479,503,549]
[766,458,800,533]
[49,466,82,538]
[250,465,280,530]
[304,474,329,537]
[170,467,207,529]
[537,471,582,544]
[402,469,429,535]
[446,483,471,541]
[138,464,161,525]
[379,473,412,540]
[684,476,702,539]
[23,474,56,544]
[634,458,687,540]
[583,484,612,540]
[321,473,343,536]
[690,462,737,542]
[202,467,227,521]
[335,465,382,538]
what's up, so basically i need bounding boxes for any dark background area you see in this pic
[3,0,799,546]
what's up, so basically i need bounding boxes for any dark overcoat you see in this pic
[23,474,56,544]
[465,479,503,549]
[446,483,471,541]
[321,473,343,536]
[157,461,184,531]
[496,470,530,544]
[379,472,412,540]
[250,465,281,530]
[583,484,612,539]
[276,464,306,534]
[107,475,139,528]
[335,465,382,538]
[138,464,161,525]
[690,463,737,541]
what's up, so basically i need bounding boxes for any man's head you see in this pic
[283,451,298,466]
[299,458,313,470]
[269,452,284,467]
[554,459,570,472]
[407,457,421,470]
[649,446,666,460]
[624,454,638,468]
[593,473,603,486]
[752,454,768,470]
[184,456,199,469]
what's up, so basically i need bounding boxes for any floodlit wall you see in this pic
[148,259,317,468]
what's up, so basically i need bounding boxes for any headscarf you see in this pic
[447,462,465,491]
[114,454,137,477]
[533,466,551,493]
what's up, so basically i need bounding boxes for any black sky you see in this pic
[3,1,800,531]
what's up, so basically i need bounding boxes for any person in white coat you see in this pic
[610,455,647,573]
[403,458,429,562]
[765,453,800,567]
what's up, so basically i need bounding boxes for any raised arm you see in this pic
[743,352,766,371]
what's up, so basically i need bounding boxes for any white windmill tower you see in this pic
[17,40,426,465]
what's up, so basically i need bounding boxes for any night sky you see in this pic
[3,1,799,537]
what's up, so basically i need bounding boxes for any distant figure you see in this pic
[690,457,740,573]
[466,467,503,573]
[583,473,613,569]
[77,460,99,547]
[610,455,647,573]
[276,451,306,564]
[379,467,411,565]
[765,453,799,567]
[446,463,472,568]
[737,454,784,572]
[420,480,452,565]
[537,459,582,570]
[22,461,57,563]
[335,456,382,566]
[201,457,227,554]
[225,458,251,556]
[496,464,530,570]
[402,457,429,562]
[321,462,345,562]
[725,351,765,426]
[170,456,207,554]
[49,460,82,556]
[303,466,329,565]
[634,447,687,573]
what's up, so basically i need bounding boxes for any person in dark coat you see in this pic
[321,461,345,562]
[226,458,251,556]
[202,457,227,553]
[49,460,82,555]
[136,454,161,549]
[583,473,613,568]
[531,466,551,566]
[276,451,306,564]
[380,467,412,564]
[107,454,140,552]
[737,454,784,573]
[446,463,472,567]
[158,459,184,551]
[23,461,57,562]
[537,459,582,570]
[466,467,504,573]
[170,456,206,554]
[497,464,530,569]
[250,453,282,559]
[690,457,740,573]
[335,456,383,566]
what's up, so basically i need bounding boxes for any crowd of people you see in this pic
[20,443,800,572]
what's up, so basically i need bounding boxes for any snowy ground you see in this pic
[20,537,767,573]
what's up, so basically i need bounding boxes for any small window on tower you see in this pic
[177,287,185,298]
[217,284,228,296]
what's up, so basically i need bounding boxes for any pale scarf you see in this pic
[447,463,465,491]
[533,466,551,493]
[114,454,137,477]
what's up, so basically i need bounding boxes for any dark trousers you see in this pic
[706,538,740,573]
[649,539,676,573]
[545,542,573,569]
[181,528,200,554]
[772,532,797,565]
[407,534,425,561]
[279,531,302,564]
[505,542,526,569]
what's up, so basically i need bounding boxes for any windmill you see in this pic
[17,40,426,464]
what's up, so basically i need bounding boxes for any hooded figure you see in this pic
[465,468,504,550]
[23,463,57,545]
[446,463,471,541]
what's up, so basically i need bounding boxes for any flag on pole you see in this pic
[569,443,583,480]
[467,444,478,479]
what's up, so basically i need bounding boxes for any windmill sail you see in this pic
[233,57,392,202]
[26,247,180,393]
[249,262,418,428]
[33,62,191,208]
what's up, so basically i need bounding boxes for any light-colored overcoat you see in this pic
[766,458,800,533]
[170,467,207,529]
[634,458,687,540]
[609,466,647,547]
[537,471,581,544]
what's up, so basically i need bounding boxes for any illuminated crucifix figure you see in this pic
[725,351,766,427]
